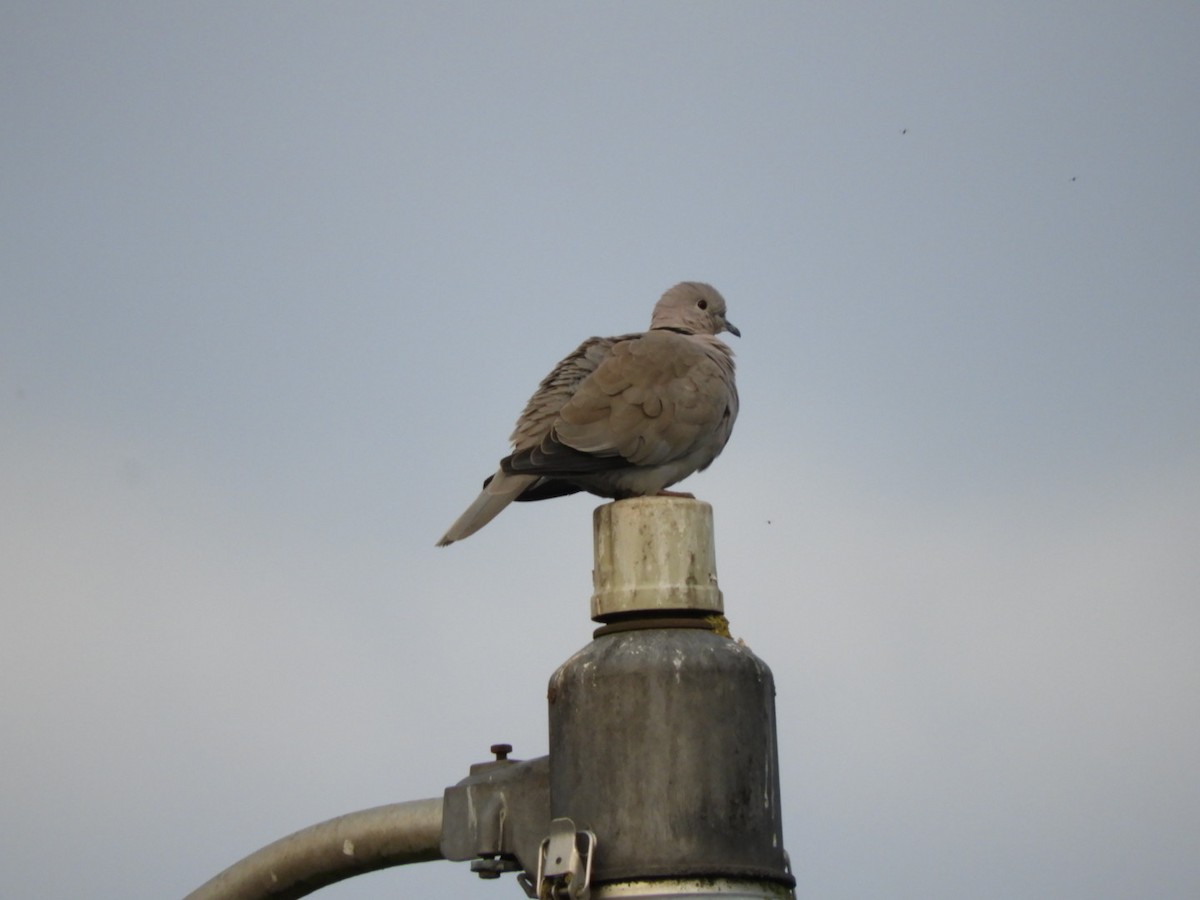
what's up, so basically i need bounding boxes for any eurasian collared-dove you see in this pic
[437,282,739,546]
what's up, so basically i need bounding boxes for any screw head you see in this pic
[489,743,513,760]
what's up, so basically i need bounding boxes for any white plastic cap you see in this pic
[591,497,724,621]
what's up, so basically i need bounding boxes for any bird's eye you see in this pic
[697,299,708,310]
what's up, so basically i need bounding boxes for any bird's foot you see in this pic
[655,489,695,499]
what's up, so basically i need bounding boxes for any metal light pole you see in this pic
[186,497,794,900]
[542,497,794,899]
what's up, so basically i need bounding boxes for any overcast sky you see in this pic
[3,4,1198,899]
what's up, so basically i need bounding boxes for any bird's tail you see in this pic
[436,470,538,546]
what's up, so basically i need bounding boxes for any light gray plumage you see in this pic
[436,282,739,546]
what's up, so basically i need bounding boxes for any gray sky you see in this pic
[3,3,1198,898]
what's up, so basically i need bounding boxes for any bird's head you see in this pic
[650,282,740,338]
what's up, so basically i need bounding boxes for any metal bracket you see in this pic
[535,817,596,900]
[440,750,551,883]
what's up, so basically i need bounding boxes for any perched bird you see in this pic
[437,282,740,546]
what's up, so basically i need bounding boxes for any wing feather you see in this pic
[506,330,734,476]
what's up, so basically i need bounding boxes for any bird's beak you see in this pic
[724,318,741,338]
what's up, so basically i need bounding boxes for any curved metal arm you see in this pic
[184,797,444,900]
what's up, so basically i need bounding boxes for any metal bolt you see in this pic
[490,743,513,761]
[470,856,520,878]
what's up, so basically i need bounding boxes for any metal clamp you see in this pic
[534,817,596,900]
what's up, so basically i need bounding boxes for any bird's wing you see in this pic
[506,330,736,476]
[436,336,620,545]
[508,335,621,451]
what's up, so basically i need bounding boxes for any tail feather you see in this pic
[436,470,537,546]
